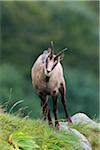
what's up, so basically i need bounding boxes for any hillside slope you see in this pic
[0,112,99,150]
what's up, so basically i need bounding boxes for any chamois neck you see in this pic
[45,76,50,82]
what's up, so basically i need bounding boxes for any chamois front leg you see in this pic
[40,98,46,120]
[59,83,72,123]
[52,91,59,129]
[39,92,53,126]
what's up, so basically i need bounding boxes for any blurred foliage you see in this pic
[65,68,99,118]
[0,1,99,118]
[0,64,24,100]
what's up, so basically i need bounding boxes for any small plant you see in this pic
[9,100,24,114]
[8,130,40,150]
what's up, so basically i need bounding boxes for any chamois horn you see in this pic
[56,48,68,57]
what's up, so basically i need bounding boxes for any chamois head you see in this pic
[42,42,68,77]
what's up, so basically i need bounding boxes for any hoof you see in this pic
[49,122,53,128]
[55,123,60,129]
[68,117,72,124]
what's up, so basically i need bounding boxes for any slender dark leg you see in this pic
[59,83,72,123]
[40,98,46,120]
[39,93,53,126]
[52,92,59,128]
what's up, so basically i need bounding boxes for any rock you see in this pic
[71,128,92,150]
[71,113,98,128]
[59,122,69,130]
[59,113,99,149]
[59,122,92,150]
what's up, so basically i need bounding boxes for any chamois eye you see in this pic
[54,57,57,63]
[48,55,52,60]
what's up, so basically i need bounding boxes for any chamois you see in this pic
[31,43,72,128]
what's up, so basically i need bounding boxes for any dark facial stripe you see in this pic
[52,62,58,71]
[45,57,48,68]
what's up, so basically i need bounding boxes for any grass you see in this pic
[0,111,99,150]
[0,112,80,150]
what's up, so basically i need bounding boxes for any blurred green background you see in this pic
[0,1,99,119]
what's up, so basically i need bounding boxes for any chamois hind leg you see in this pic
[39,93,53,126]
[52,91,59,129]
[59,83,72,123]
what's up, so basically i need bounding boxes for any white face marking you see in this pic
[47,59,54,73]
[42,50,63,77]
[44,56,58,77]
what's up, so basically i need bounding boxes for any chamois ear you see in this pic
[47,47,52,54]
[47,47,53,59]
[55,48,68,61]
[58,52,64,61]
[55,52,64,61]
[42,50,48,63]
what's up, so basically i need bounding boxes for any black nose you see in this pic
[47,70,50,73]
